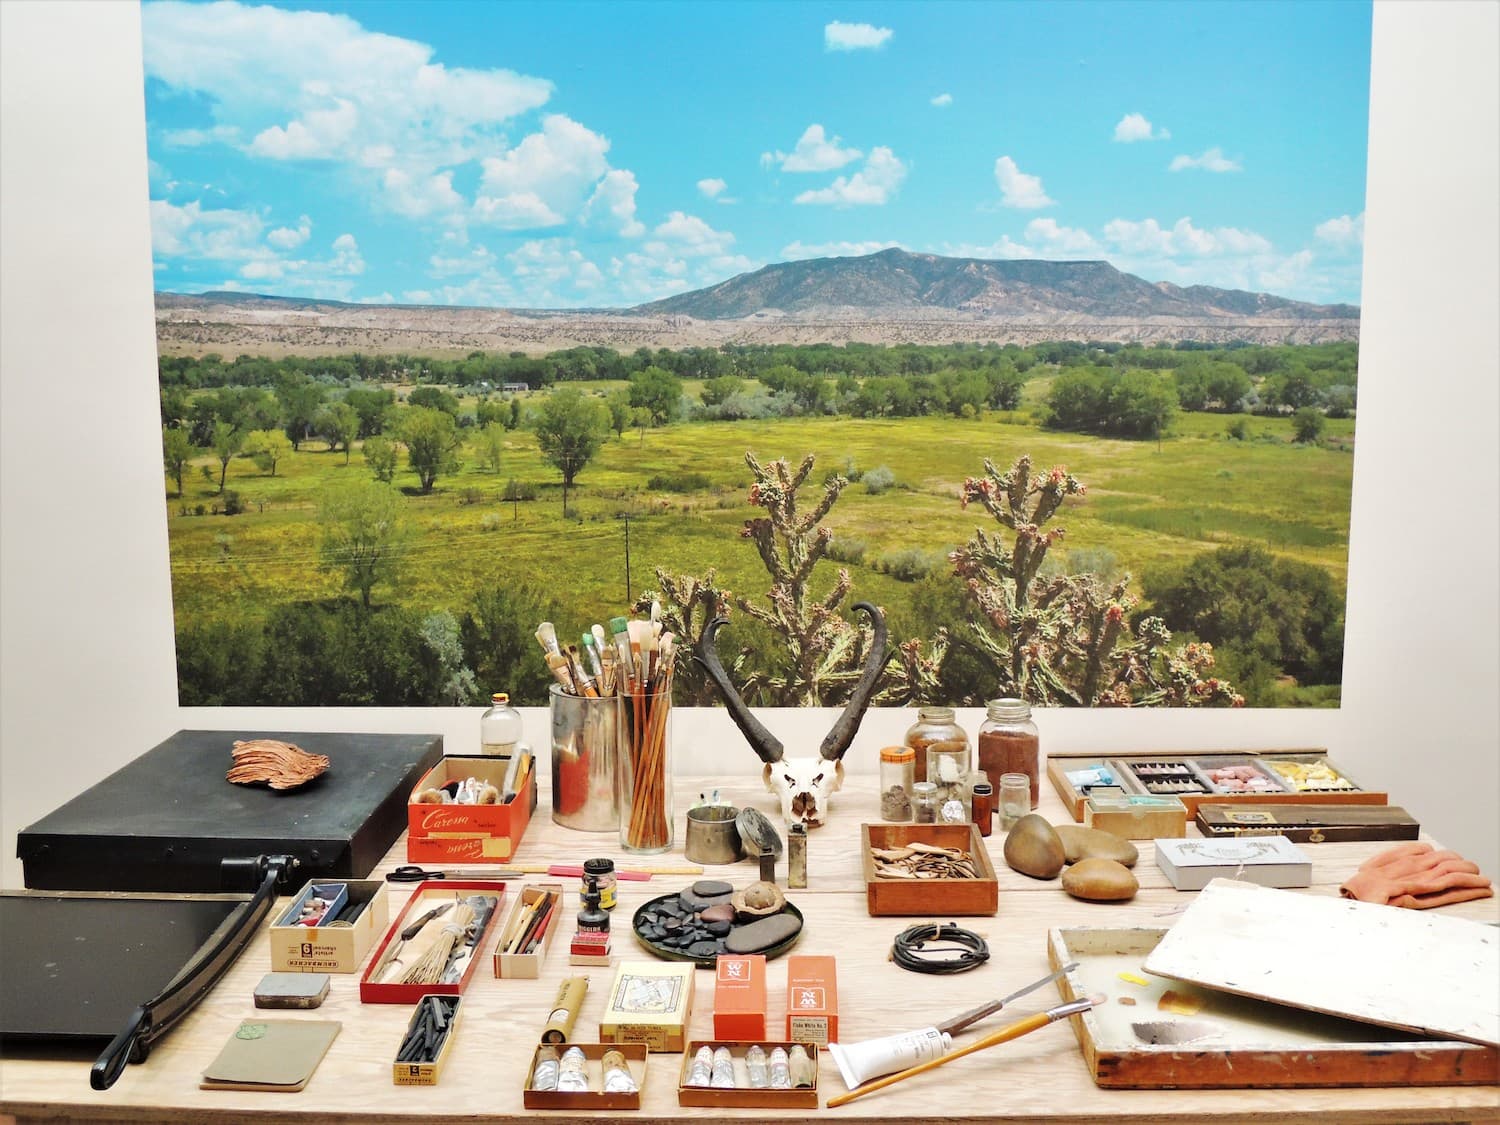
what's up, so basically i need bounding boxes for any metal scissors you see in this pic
[385,865,519,882]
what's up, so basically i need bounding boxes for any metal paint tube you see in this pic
[828,1026,953,1089]
[541,976,589,1043]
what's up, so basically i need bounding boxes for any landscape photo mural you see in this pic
[146,0,1370,708]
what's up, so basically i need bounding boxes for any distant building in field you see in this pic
[502,382,530,393]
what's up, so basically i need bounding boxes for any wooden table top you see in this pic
[2,773,1496,1125]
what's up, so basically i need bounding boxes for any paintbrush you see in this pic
[826,996,1100,1108]
[581,633,604,679]
[934,962,1080,1036]
[608,616,633,689]
[567,644,598,697]
[544,652,575,692]
[534,621,561,659]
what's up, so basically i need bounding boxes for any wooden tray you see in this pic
[861,823,997,916]
[522,1043,647,1110]
[677,1042,819,1109]
[1047,750,1387,821]
[1046,926,1497,1088]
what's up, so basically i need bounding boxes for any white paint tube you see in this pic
[828,1026,953,1089]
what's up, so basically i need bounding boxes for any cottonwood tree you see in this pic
[362,434,399,483]
[244,429,291,476]
[534,387,607,514]
[318,479,405,609]
[210,421,243,494]
[476,421,506,474]
[316,402,361,463]
[398,406,463,493]
[162,426,199,497]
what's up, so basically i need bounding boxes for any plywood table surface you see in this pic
[2,774,1496,1125]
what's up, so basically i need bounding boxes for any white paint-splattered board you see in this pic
[1143,879,1500,1046]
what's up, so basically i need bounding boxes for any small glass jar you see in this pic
[879,745,915,822]
[911,781,939,824]
[480,691,524,756]
[927,743,971,822]
[999,772,1031,831]
[971,782,994,837]
[903,705,970,784]
[977,698,1040,809]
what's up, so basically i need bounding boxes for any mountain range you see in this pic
[634,248,1358,321]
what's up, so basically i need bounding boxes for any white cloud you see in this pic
[994,156,1054,209]
[381,168,465,219]
[1315,212,1365,248]
[697,178,727,199]
[941,237,1035,260]
[163,124,241,148]
[267,215,312,250]
[824,21,893,51]
[794,146,907,207]
[474,114,612,229]
[1113,113,1169,143]
[1169,147,1242,173]
[149,198,264,260]
[1024,218,1101,255]
[649,211,737,257]
[582,169,646,237]
[356,292,394,304]
[1102,216,1270,258]
[781,239,904,260]
[250,98,358,159]
[429,245,497,278]
[763,124,862,173]
[930,93,953,108]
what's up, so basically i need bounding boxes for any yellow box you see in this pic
[599,961,694,1052]
[392,996,461,1086]
[269,879,387,974]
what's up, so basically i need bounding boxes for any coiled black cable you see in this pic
[889,921,991,974]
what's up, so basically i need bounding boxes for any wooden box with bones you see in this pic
[405,754,536,863]
[861,823,998,916]
[359,880,506,1003]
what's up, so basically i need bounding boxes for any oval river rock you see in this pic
[1053,824,1139,867]
[1061,858,1139,902]
[1003,814,1066,879]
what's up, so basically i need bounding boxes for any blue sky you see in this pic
[143,0,1371,309]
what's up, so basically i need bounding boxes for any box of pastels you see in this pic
[1048,750,1387,819]
[677,1042,820,1109]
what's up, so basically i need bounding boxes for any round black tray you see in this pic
[629,892,804,968]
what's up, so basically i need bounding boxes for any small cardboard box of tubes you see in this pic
[523,1042,648,1110]
[268,878,388,973]
[676,1041,820,1109]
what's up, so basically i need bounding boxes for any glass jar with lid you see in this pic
[903,705,970,784]
[480,691,524,756]
[911,781,939,824]
[977,698,1040,809]
[878,746,915,821]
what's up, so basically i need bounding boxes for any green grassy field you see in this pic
[167,405,1353,656]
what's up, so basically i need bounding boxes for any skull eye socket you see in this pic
[783,773,796,785]
[811,772,824,786]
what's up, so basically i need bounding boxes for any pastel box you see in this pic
[360,880,506,1003]
[269,879,387,974]
[599,961,695,1053]
[1084,792,1188,840]
[391,995,461,1087]
[406,754,536,863]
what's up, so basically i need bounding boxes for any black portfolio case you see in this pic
[17,730,443,892]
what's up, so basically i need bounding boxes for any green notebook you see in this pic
[200,1019,342,1092]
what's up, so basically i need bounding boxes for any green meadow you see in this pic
[167,395,1353,705]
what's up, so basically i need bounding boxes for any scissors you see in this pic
[386,865,521,882]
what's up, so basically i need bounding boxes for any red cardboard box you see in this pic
[785,955,837,1045]
[360,881,506,1003]
[406,755,535,863]
[713,954,767,1040]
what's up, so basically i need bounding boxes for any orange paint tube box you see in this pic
[713,954,767,1040]
[784,955,837,1045]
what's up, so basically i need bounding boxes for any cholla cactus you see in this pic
[953,456,1242,707]
[650,452,942,706]
[635,567,732,706]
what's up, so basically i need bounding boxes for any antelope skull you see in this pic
[693,603,888,829]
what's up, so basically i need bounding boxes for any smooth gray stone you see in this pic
[691,879,734,897]
[724,912,801,954]
[679,890,734,912]
[704,920,731,936]
[699,903,736,923]
[687,940,722,958]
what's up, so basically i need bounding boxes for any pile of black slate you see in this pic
[633,880,802,964]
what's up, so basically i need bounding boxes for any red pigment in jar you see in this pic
[977,698,1039,808]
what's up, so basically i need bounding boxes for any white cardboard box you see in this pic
[1154,835,1311,891]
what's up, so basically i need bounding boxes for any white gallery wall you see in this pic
[2,1,1496,886]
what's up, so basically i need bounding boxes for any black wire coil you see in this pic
[890,921,991,974]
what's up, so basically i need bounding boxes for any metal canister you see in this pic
[549,684,622,831]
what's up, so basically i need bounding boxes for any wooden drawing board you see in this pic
[1143,879,1500,1047]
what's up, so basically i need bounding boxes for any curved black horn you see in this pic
[693,616,785,764]
[819,602,888,761]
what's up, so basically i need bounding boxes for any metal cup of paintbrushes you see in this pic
[549,684,624,832]
[616,685,673,854]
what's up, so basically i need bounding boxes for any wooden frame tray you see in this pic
[1047,749,1387,821]
[861,823,997,916]
[1045,926,1497,1088]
